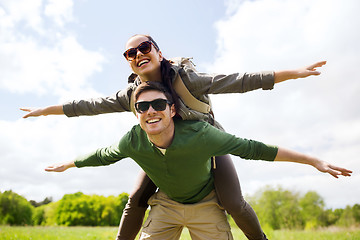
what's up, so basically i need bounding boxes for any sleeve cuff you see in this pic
[261,71,275,90]
[63,102,77,117]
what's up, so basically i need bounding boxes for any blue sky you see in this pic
[1,0,359,209]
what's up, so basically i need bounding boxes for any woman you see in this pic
[22,34,326,240]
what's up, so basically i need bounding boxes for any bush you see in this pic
[55,192,128,226]
[0,190,34,225]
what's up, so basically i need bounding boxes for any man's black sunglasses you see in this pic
[135,99,172,113]
[123,41,158,61]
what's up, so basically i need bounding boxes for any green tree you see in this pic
[56,192,88,226]
[31,197,54,225]
[41,201,59,226]
[0,190,34,225]
[352,204,360,223]
[100,195,119,226]
[32,205,46,225]
[336,205,356,227]
[30,197,53,207]
[55,192,128,226]
[299,191,325,229]
[116,193,128,221]
[323,208,340,226]
[251,186,303,230]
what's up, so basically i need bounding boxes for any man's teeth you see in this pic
[147,119,160,124]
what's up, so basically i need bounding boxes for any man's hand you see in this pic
[275,147,352,178]
[313,159,352,178]
[45,162,75,172]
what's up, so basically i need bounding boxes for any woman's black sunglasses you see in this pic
[135,99,172,113]
[123,41,158,61]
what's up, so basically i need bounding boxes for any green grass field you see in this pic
[1,226,360,240]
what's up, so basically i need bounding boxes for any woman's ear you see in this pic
[158,50,164,62]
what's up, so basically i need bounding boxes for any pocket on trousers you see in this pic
[216,221,230,231]
[142,217,152,228]
[139,218,153,240]
[216,222,233,240]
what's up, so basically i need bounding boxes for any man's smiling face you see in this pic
[136,90,176,137]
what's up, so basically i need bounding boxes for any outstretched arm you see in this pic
[275,147,352,178]
[45,144,124,173]
[21,89,131,118]
[45,161,75,172]
[21,105,64,118]
[274,61,327,83]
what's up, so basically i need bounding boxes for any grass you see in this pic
[0,225,360,239]
[0,226,116,240]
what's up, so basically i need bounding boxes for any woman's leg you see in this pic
[116,170,157,240]
[213,155,268,240]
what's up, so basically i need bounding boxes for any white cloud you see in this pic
[0,0,105,98]
[0,0,43,32]
[206,0,360,208]
[0,113,139,201]
[0,0,125,202]
[44,0,74,27]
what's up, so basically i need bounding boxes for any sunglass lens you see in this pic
[124,41,153,61]
[151,99,167,111]
[138,42,152,54]
[136,102,150,113]
[126,49,137,61]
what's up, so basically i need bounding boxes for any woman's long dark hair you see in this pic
[159,58,180,112]
[128,34,180,111]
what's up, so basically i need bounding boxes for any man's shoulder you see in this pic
[129,124,144,134]
[119,124,148,152]
[121,124,145,141]
[174,119,213,131]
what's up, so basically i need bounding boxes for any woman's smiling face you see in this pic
[125,35,163,81]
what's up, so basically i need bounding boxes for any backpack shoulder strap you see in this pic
[170,57,211,114]
[173,72,211,114]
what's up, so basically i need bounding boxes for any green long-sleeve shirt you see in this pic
[75,120,278,204]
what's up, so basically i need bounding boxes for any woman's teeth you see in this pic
[138,59,149,67]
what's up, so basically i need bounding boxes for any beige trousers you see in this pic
[139,190,233,240]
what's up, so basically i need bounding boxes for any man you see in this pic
[46,81,352,240]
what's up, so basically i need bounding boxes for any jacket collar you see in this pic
[127,64,179,85]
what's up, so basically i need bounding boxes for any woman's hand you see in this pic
[20,107,47,118]
[20,105,64,118]
[274,61,327,83]
[294,61,327,78]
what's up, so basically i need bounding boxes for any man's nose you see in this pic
[147,105,157,113]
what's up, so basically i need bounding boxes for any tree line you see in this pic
[0,190,128,226]
[248,186,360,230]
[1,187,359,229]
